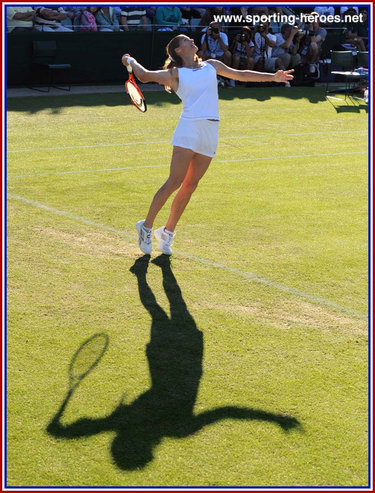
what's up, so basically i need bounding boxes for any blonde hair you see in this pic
[163,35,201,92]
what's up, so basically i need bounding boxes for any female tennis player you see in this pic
[122,34,293,255]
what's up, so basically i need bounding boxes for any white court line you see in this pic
[7,151,367,179]
[8,192,367,321]
[7,130,367,154]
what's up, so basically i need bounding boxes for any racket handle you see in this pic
[124,54,135,73]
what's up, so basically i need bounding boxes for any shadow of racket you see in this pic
[47,333,110,437]
[68,333,109,394]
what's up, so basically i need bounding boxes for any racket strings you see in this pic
[126,80,146,112]
[69,333,109,385]
[127,83,143,106]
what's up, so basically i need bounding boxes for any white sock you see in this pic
[143,225,152,232]
[164,227,175,236]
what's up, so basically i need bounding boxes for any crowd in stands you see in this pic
[7,5,368,83]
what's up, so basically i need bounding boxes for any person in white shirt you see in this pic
[200,22,231,66]
[314,6,335,17]
[34,7,73,32]
[121,35,293,255]
[7,7,36,33]
[272,24,303,70]
[253,22,284,72]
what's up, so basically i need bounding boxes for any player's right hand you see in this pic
[121,53,132,67]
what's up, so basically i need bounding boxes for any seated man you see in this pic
[342,7,368,51]
[200,22,231,65]
[7,6,36,33]
[34,7,73,32]
[298,13,327,77]
[155,6,182,30]
[230,26,255,71]
[253,22,284,72]
[120,6,147,31]
[272,24,303,70]
[95,6,120,31]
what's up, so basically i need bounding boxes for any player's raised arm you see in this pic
[121,55,176,88]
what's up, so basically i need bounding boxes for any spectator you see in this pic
[228,6,251,26]
[179,7,193,25]
[313,6,336,26]
[50,6,79,30]
[230,26,255,73]
[268,6,283,32]
[272,24,302,70]
[200,22,231,65]
[95,6,120,32]
[121,6,147,31]
[313,6,335,17]
[113,6,122,20]
[340,6,359,18]
[34,7,73,32]
[179,7,204,31]
[77,7,98,32]
[230,6,251,18]
[342,8,368,51]
[144,7,156,30]
[199,7,226,28]
[145,7,156,22]
[358,9,369,49]
[7,6,36,33]
[253,23,284,72]
[251,6,269,16]
[298,13,327,77]
[179,6,205,21]
[155,6,182,30]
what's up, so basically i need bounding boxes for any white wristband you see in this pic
[126,56,135,73]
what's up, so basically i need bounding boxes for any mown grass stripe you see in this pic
[8,151,367,179]
[7,129,367,154]
[8,192,367,320]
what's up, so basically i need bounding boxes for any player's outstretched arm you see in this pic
[207,59,294,84]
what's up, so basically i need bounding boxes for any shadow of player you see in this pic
[47,254,301,470]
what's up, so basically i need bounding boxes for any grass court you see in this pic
[6,86,369,487]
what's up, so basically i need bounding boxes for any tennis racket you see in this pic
[124,55,147,113]
[68,333,109,392]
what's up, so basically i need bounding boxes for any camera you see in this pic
[258,23,266,33]
[240,32,247,41]
[211,27,219,34]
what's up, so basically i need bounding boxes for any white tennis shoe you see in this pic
[154,226,175,255]
[136,219,152,254]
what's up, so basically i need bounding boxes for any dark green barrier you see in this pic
[7,29,344,86]
[6,31,202,86]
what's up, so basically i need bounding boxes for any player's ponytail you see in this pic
[163,35,184,92]
[163,35,201,92]
[164,35,184,68]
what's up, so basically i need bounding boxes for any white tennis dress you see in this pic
[171,62,219,158]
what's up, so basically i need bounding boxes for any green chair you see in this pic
[30,40,71,92]
[326,50,361,100]
[357,51,369,69]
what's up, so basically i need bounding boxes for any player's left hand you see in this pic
[273,69,294,83]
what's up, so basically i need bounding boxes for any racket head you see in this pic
[125,74,147,113]
[68,333,109,390]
